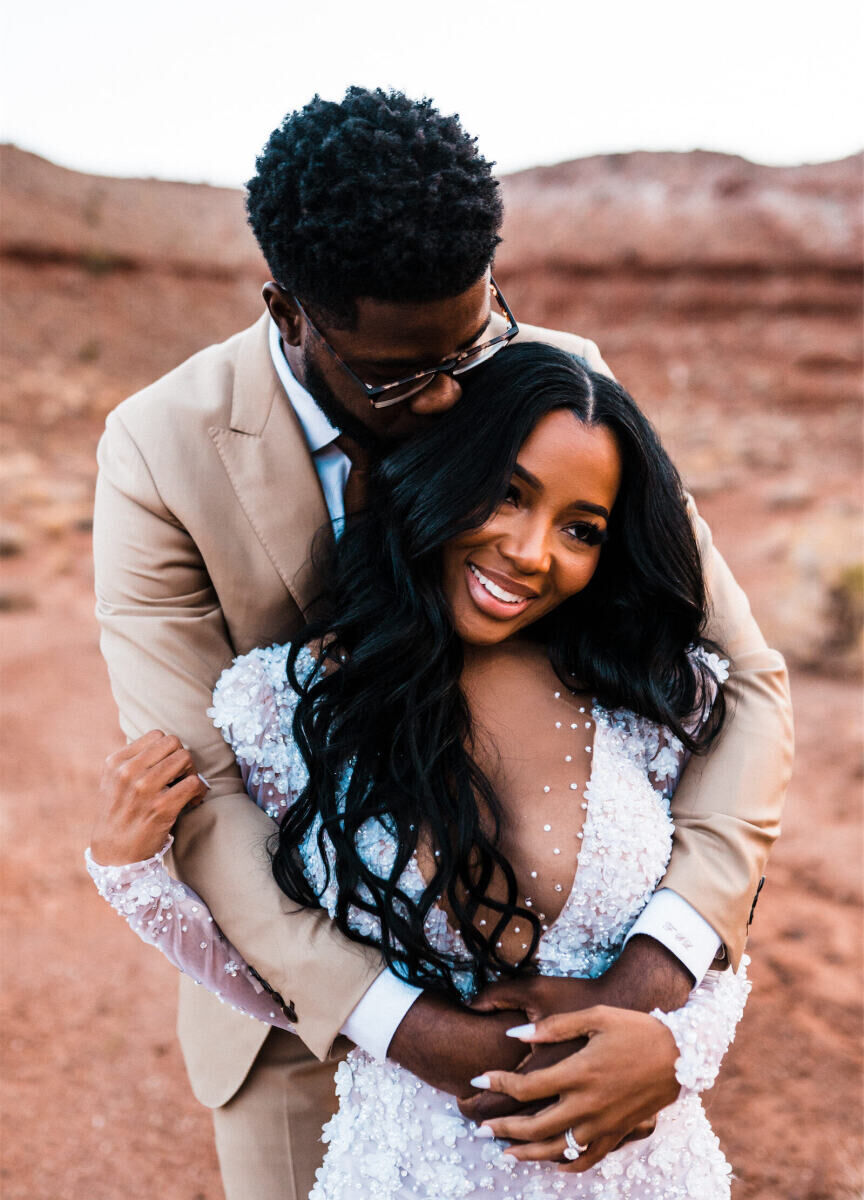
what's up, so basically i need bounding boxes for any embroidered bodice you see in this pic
[87,643,749,1199]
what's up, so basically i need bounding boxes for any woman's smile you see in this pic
[465,561,538,619]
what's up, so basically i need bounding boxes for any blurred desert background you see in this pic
[1,143,861,1199]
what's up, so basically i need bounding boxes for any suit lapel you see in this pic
[209,314,332,616]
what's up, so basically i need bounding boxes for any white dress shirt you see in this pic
[268,318,352,523]
[269,320,720,1057]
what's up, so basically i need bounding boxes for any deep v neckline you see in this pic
[537,698,604,948]
[411,699,603,968]
[293,644,606,972]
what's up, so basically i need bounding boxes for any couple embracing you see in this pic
[88,88,792,1199]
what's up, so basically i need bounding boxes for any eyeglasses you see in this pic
[292,276,519,409]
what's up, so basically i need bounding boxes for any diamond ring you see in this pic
[563,1128,589,1161]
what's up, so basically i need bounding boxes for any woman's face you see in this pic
[441,409,622,646]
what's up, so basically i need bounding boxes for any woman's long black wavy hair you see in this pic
[272,343,726,999]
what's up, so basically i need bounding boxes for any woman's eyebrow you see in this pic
[512,463,542,490]
[570,501,610,519]
[511,465,609,519]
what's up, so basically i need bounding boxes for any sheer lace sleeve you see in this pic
[84,642,321,1028]
[85,836,296,1029]
[651,955,751,1093]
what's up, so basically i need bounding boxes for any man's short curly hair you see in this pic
[246,87,503,326]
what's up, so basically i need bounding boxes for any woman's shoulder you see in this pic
[208,642,319,740]
[690,644,730,686]
[597,643,730,792]
[207,643,321,795]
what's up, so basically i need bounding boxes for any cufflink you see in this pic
[747,876,766,929]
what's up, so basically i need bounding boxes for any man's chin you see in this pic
[301,354,432,449]
[301,357,380,451]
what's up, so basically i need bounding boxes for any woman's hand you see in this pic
[469,1006,680,1173]
[89,731,208,865]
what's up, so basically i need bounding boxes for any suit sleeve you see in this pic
[575,336,615,380]
[661,498,794,968]
[92,411,383,1059]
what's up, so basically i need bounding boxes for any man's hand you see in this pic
[467,1007,680,1174]
[90,730,208,865]
[387,991,528,1097]
[459,936,692,1128]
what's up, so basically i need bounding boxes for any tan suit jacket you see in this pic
[93,312,793,1107]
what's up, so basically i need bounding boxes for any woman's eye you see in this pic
[565,521,607,546]
[503,483,520,506]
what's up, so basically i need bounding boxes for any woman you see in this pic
[88,344,749,1198]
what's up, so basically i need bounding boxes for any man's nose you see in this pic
[408,372,463,415]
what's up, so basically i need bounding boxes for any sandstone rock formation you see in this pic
[5,142,858,671]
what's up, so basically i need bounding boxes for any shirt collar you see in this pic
[268,316,339,454]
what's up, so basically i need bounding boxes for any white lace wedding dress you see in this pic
[87,644,749,1199]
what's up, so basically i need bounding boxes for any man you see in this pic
[92,87,792,1199]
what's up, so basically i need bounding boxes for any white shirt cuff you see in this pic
[339,972,423,1061]
[624,889,722,983]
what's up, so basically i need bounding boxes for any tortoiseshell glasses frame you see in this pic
[292,276,519,409]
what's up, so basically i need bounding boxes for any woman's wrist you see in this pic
[86,833,174,872]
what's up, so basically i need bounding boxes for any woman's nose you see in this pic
[499,521,552,576]
[409,372,462,415]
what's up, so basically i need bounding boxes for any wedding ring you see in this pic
[563,1128,589,1161]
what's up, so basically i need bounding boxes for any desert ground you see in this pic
[1,145,862,1199]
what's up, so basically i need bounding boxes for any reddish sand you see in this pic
[0,146,861,1198]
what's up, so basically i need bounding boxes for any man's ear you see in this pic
[263,282,303,346]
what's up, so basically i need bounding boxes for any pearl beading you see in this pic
[519,686,596,915]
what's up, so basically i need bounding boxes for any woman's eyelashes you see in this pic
[503,482,521,506]
[565,521,607,547]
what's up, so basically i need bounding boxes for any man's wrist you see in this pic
[623,889,721,984]
[339,971,423,1061]
[389,993,526,1096]
[600,935,693,1013]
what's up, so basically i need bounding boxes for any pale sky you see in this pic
[2,0,862,186]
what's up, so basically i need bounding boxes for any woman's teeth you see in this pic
[468,563,525,605]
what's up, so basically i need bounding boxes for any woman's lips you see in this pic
[471,563,539,598]
[465,562,535,620]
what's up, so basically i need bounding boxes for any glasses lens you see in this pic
[370,374,436,409]
[451,339,509,376]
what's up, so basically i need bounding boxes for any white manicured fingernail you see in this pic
[505,1023,536,1039]
[474,1125,495,1138]
[197,774,211,789]
[470,1074,491,1089]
